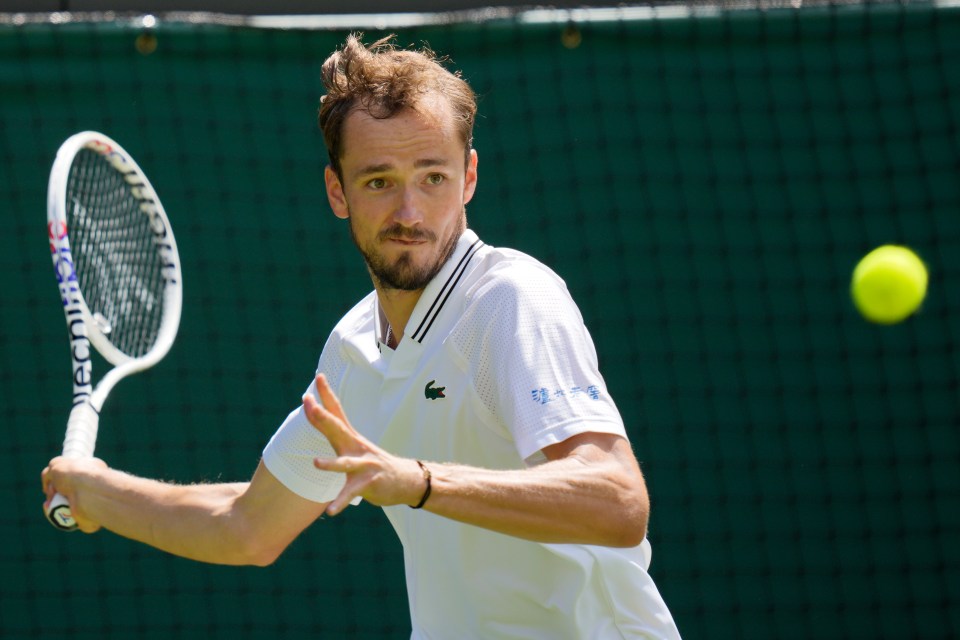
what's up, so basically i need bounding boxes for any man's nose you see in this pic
[393,187,423,226]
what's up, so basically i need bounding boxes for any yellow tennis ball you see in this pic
[851,245,928,324]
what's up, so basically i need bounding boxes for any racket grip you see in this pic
[46,492,77,531]
[46,402,100,531]
[62,401,100,459]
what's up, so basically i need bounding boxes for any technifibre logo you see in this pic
[424,380,446,400]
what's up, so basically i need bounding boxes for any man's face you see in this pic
[325,99,478,292]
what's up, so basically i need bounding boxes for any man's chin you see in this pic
[366,225,462,291]
[374,259,436,292]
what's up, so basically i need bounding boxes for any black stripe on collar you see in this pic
[411,238,484,343]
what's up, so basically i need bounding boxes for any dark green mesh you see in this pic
[1,5,958,638]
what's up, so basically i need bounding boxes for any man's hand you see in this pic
[41,456,109,533]
[303,373,649,547]
[303,373,427,515]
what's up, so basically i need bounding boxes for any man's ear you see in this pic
[325,166,350,219]
[462,149,479,206]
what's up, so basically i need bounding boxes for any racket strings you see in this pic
[66,148,166,358]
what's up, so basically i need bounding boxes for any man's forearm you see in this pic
[420,437,649,548]
[68,468,259,565]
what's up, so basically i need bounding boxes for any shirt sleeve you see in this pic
[262,335,358,505]
[263,292,376,504]
[457,258,628,461]
[261,394,346,504]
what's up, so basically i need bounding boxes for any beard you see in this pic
[349,210,465,292]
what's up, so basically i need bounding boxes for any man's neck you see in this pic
[376,286,424,348]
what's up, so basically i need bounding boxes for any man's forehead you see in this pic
[340,103,461,170]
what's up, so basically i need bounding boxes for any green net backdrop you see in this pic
[1,4,958,638]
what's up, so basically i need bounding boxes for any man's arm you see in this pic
[305,373,650,548]
[42,458,328,565]
[423,432,649,547]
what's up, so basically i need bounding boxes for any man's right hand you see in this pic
[42,456,108,533]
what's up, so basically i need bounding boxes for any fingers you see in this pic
[41,459,62,501]
[312,455,353,474]
[41,458,67,515]
[41,465,52,496]
[314,374,348,422]
[301,391,326,424]
[303,374,364,452]
[303,375,341,430]
[304,374,384,515]
[326,488,355,517]
[312,457,360,516]
[39,457,106,534]
[302,387,340,440]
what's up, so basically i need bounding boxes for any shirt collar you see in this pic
[403,228,484,345]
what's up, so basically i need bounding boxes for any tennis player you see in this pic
[43,34,680,638]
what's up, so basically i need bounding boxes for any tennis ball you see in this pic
[851,245,928,324]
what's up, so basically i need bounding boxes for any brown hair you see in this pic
[318,34,477,178]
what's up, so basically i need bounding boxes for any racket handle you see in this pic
[46,492,77,531]
[46,402,100,531]
[62,402,100,459]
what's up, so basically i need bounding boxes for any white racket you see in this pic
[45,131,182,531]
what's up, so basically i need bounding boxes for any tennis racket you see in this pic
[45,131,182,531]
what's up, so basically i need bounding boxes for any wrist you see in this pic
[409,460,432,509]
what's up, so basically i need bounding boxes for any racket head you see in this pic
[47,131,182,371]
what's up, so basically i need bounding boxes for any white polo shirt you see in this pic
[263,229,680,639]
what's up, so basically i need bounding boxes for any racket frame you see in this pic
[45,131,182,530]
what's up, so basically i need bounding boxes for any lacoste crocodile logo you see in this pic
[424,380,446,400]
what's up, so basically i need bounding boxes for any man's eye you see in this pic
[368,178,387,189]
[426,174,445,185]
